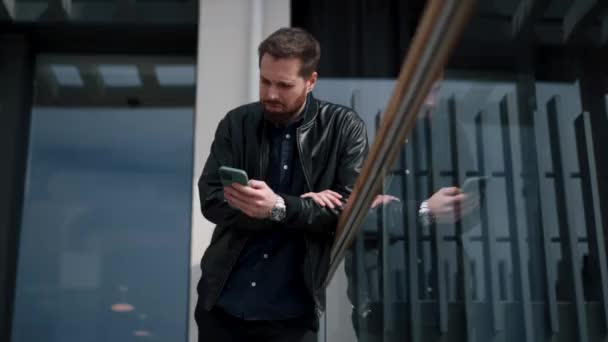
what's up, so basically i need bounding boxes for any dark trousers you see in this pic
[195,303,316,342]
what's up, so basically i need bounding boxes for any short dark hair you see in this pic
[258,27,321,78]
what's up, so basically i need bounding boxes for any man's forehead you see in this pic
[261,54,302,72]
[260,72,299,83]
[260,63,303,83]
[261,53,302,65]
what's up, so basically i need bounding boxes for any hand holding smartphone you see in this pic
[219,166,249,187]
[461,176,489,194]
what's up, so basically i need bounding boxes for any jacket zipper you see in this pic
[297,126,323,316]
[296,126,313,192]
[260,121,269,181]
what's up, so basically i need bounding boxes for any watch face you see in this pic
[422,214,432,226]
[271,196,287,222]
[271,206,286,222]
[277,210,286,221]
[419,211,432,226]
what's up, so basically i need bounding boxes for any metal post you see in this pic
[500,95,534,342]
[448,96,475,342]
[475,112,503,334]
[546,96,588,342]
[423,113,449,334]
[531,111,560,335]
[575,111,608,334]
[405,138,421,342]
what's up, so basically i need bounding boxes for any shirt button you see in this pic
[251,282,257,287]
[405,169,411,175]
[285,134,291,139]
[263,254,269,259]
[283,165,288,170]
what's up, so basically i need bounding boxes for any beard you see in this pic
[262,90,308,125]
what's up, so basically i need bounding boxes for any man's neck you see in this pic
[274,98,307,127]
[288,98,308,124]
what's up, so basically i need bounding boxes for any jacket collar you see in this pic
[257,93,318,190]
[300,92,319,127]
[259,92,319,132]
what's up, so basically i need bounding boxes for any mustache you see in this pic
[263,100,283,106]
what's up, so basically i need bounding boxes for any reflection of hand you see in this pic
[301,190,343,209]
[224,180,277,219]
[427,187,479,224]
[370,194,400,209]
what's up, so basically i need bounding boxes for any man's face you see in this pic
[259,54,317,124]
[421,80,442,119]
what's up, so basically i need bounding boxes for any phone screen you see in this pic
[219,166,249,186]
[461,176,489,194]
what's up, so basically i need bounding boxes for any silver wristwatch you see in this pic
[270,195,287,222]
[418,200,435,226]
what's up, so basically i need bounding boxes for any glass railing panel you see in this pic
[318,1,608,341]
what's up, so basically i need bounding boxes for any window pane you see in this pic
[317,69,608,341]
[11,55,195,342]
[9,0,197,24]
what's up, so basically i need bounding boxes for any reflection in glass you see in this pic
[9,0,197,24]
[50,65,84,87]
[12,55,195,342]
[316,74,608,341]
[98,65,142,87]
[155,65,196,86]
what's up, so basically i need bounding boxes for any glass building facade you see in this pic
[315,1,608,341]
[0,2,198,341]
[2,1,608,341]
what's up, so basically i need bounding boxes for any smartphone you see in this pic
[461,176,489,194]
[219,166,249,186]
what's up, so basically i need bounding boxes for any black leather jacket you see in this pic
[196,94,369,322]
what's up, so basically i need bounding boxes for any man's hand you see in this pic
[301,190,343,209]
[224,180,277,219]
[427,187,479,224]
[371,194,400,209]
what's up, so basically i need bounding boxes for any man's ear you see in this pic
[306,72,318,93]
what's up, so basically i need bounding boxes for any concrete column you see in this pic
[188,1,289,341]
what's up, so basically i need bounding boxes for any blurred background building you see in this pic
[1,1,607,341]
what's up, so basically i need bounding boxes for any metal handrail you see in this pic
[324,0,476,287]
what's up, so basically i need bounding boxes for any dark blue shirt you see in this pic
[217,115,313,320]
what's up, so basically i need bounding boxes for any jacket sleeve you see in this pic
[198,116,272,230]
[280,115,369,234]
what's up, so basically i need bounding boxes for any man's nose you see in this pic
[266,86,279,100]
